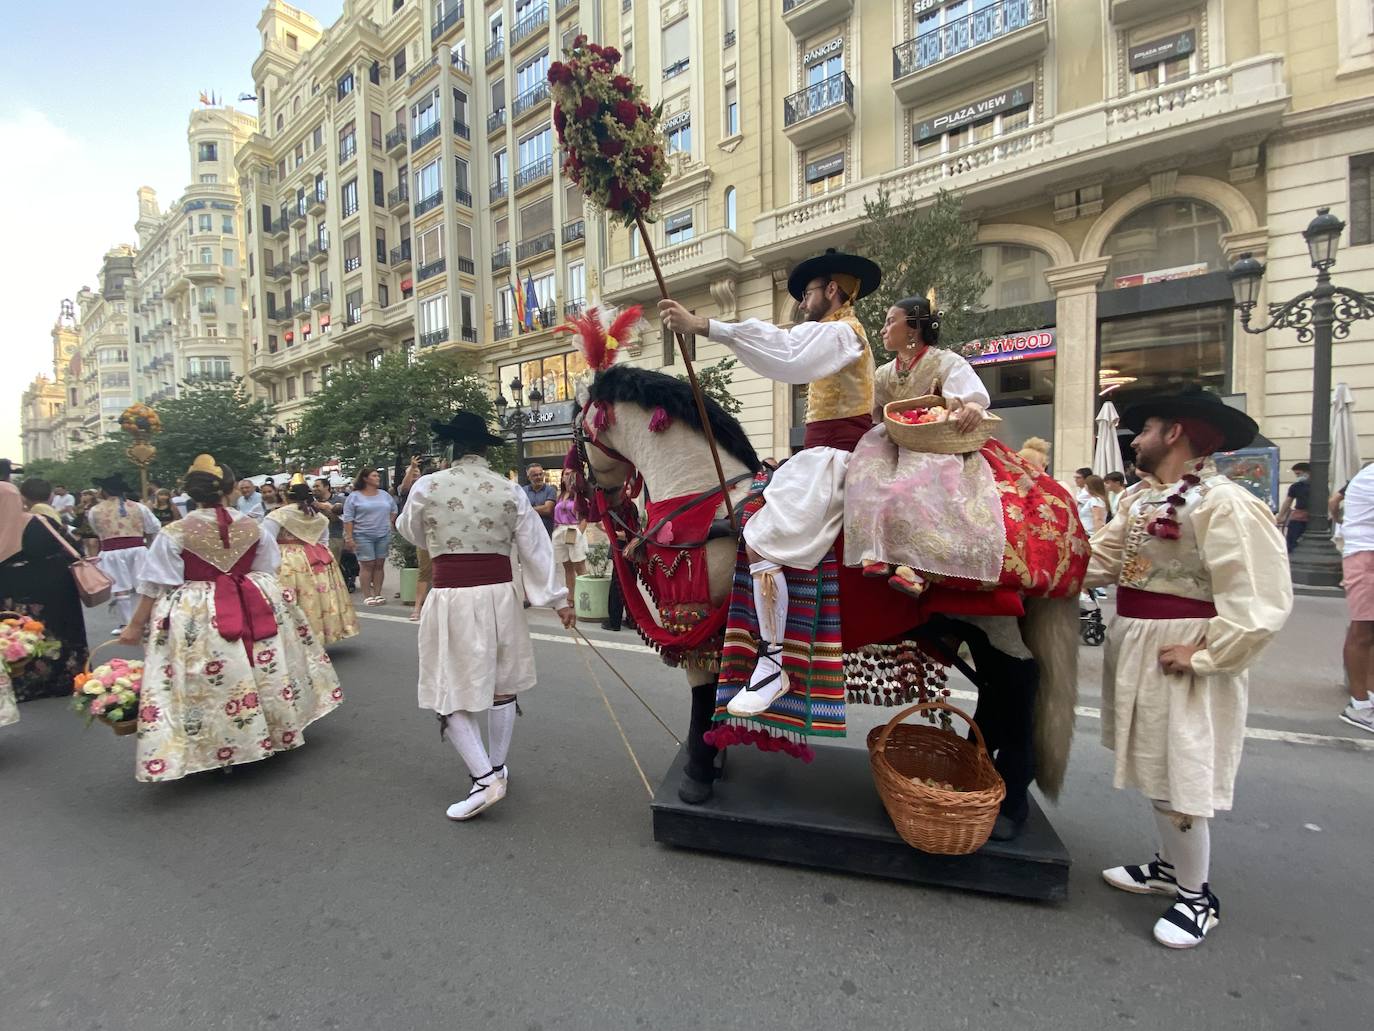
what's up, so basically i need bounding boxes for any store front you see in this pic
[497,348,591,479]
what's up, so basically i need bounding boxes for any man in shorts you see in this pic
[1337,464,1374,733]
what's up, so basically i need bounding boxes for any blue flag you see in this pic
[524,272,539,329]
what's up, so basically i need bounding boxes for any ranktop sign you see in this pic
[804,38,843,65]
[914,82,1034,141]
[1128,29,1196,72]
[959,328,1057,366]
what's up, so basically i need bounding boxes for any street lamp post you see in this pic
[493,376,544,485]
[1228,207,1374,587]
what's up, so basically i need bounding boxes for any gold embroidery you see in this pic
[174,511,261,572]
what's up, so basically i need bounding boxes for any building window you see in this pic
[416,158,442,200]
[567,261,586,304]
[1351,153,1374,246]
[664,208,694,245]
[199,174,218,184]
[376,225,388,263]
[286,377,298,400]
[373,169,385,206]
[348,289,364,325]
[665,115,691,155]
[1099,305,1231,405]
[1104,200,1228,288]
[338,71,355,99]
[629,228,640,258]
[312,125,323,151]
[724,186,737,231]
[460,293,475,333]
[339,121,357,162]
[805,39,843,86]
[1129,29,1198,93]
[913,82,1034,162]
[516,50,550,96]
[370,111,383,149]
[662,17,690,79]
[198,214,214,232]
[724,83,739,136]
[394,46,407,78]
[198,142,218,162]
[286,32,298,50]
[344,234,362,273]
[493,147,509,183]
[302,371,315,395]
[979,245,1053,308]
[804,150,844,197]
[342,179,359,217]
[199,246,214,264]
[517,126,553,167]
[222,249,235,267]
[418,224,444,266]
[420,293,448,336]
[412,90,439,135]
[222,215,234,233]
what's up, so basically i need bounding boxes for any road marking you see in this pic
[355,612,1374,752]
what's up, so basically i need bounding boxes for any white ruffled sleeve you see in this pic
[252,524,281,574]
[940,354,992,407]
[136,531,184,598]
[260,516,283,541]
[396,474,433,547]
[140,504,161,536]
[512,485,567,609]
[706,318,863,385]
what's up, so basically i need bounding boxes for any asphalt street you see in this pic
[2,592,1371,1031]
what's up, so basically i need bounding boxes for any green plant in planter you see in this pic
[585,542,611,578]
[389,535,419,570]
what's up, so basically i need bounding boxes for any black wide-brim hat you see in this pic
[786,248,882,302]
[431,411,505,448]
[1120,385,1258,453]
[93,473,135,495]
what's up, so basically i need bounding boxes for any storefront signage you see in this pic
[805,152,845,182]
[960,328,1057,366]
[1112,261,1209,289]
[664,112,690,131]
[914,82,1034,141]
[665,209,693,232]
[1128,30,1196,72]
[804,38,843,65]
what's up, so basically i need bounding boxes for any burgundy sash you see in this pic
[1116,586,1218,620]
[183,547,278,652]
[100,537,145,552]
[803,414,873,452]
[285,540,334,571]
[432,553,512,589]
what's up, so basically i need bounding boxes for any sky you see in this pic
[0,0,344,462]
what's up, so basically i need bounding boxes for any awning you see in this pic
[400,278,413,291]
[320,314,331,326]
[284,331,294,342]
[302,323,312,333]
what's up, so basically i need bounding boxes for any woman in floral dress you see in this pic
[117,455,343,782]
[263,474,358,646]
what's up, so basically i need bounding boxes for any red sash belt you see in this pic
[285,540,334,571]
[100,537,144,552]
[432,553,512,588]
[803,414,873,453]
[183,550,278,651]
[1116,586,1217,620]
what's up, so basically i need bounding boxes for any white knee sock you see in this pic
[444,711,493,779]
[114,594,136,626]
[488,700,516,768]
[750,560,789,645]
[1153,801,1211,893]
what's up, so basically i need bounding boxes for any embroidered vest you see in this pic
[802,305,875,424]
[420,459,521,557]
[88,499,149,540]
[873,347,965,410]
[1116,462,1230,603]
[166,509,263,572]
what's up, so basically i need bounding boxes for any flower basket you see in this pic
[866,701,1005,855]
[0,610,62,677]
[72,640,144,738]
[883,394,1001,455]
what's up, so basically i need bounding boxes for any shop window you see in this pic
[1128,29,1197,93]
[1098,304,1230,404]
[664,208,694,245]
[1351,153,1374,246]
[979,245,1053,308]
[1104,199,1227,288]
[804,150,844,197]
[973,357,1055,408]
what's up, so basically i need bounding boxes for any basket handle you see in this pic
[873,700,990,758]
[84,639,136,676]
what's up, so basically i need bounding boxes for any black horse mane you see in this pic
[587,364,761,473]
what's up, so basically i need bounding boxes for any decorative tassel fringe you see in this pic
[704,723,814,763]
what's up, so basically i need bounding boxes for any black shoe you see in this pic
[989,814,1025,842]
[600,621,621,631]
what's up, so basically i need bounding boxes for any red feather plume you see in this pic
[555,304,644,372]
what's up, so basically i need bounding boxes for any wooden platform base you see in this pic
[650,742,1070,902]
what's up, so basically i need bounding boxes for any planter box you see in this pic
[399,567,419,605]
[574,575,610,621]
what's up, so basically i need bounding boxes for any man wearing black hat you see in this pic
[658,249,880,716]
[88,472,161,634]
[396,411,576,822]
[1085,386,1292,949]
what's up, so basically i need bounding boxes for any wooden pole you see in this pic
[634,214,740,535]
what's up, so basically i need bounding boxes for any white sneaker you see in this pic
[727,645,790,717]
[1153,887,1220,949]
[1339,703,1374,735]
[445,772,507,821]
[1102,854,1178,896]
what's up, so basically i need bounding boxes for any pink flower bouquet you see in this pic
[72,656,145,734]
[0,615,62,675]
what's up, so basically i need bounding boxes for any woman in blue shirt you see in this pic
[343,467,398,606]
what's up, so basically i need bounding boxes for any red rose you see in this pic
[614,100,638,127]
[608,183,630,209]
[143,759,167,775]
[604,48,622,64]
[575,96,599,120]
[553,106,566,134]
[547,61,573,86]
[139,704,160,723]
[593,60,612,75]
[612,75,633,94]
[638,102,651,119]
[633,190,650,211]
[204,660,224,675]
[634,147,655,174]
[216,747,235,761]
[574,34,587,47]
[224,699,240,716]
[599,137,625,157]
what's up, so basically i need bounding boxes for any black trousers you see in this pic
[604,563,626,629]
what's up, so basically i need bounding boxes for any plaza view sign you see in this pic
[1128,30,1196,72]
[914,83,1034,141]
[960,328,1057,366]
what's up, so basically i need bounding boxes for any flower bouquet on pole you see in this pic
[548,37,738,532]
[0,612,62,728]
[72,642,145,736]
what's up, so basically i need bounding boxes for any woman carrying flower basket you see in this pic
[115,455,343,782]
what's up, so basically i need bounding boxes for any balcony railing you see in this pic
[512,3,548,43]
[409,55,440,86]
[562,218,586,243]
[453,117,471,140]
[488,108,507,133]
[457,256,475,274]
[268,262,291,280]
[893,0,1046,80]
[784,71,854,126]
[387,183,410,209]
[311,288,332,308]
[385,125,407,152]
[290,202,307,226]
[494,320,513,340]
[557,0,577,12]
[513,81,551,119]
[345,307,363,326]
[414,189,443,216]
[344,255,362,273]
[486,38,504,64]
[565,299,586,317]
[412,122,440,151]
[390,241,413,265]
[724,29,736,48]
[418,257,447,281]
[420,328,449,347]
[272,211,289,237]
[291,250,308,267]
[461,325,478,342]
[431,1,463,40]
[451,52,471,75]
[517,231,555,261]
[515,154,553,190]
[492,247,511,271]
[490,180,508,201]
[308,241,329,262]
[455,187,473,207]
[198,301,216,314]
[339,135,357,163]
[291,298,309,316]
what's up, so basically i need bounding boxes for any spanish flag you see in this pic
[511,272,526,332]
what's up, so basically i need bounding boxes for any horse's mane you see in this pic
[587,364,761,473]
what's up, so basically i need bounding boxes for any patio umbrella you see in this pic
[1330,382,1362,493]
[1093,401,1125,476]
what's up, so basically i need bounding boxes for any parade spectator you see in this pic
[1082,475,1112,533]
[19,478,61,523]
[1336,464,1374,735]
[522,464,558,535]
[1276,462,1311,553]
[343,467,398,606]
[551,479,589,602]
[1017,436,1050,473]
[149,488,179,525]
[1104,471,1127,516]
[170,482,192,517]
[1074,467,1097,531]
[259,481,284,516]
[235,479,266,521]
[73,489,99,556]
[49,484,75,518]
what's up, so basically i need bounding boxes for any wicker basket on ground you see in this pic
[866,701,1006,855]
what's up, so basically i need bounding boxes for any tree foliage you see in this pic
[852,188,1041,363]
[24,439,134,492]
[676,355,743,416]
[146,379,275,484]
[290,351,500,477]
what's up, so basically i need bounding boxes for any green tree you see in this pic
[147,379,276,484]
[25,439,134,492]
[852,188,1040,363]
[291,350,501,476]
[677,355,743,416]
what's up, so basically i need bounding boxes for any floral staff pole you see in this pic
[119,403,162,501]
[549,38,739,534]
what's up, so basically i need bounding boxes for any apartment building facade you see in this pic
[238,0,605,470]
[73,248,137,441]
[19,304,82,464]
[131,107,259,406]
[591,0,1373,474]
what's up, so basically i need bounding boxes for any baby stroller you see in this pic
[1080,589,1106,646]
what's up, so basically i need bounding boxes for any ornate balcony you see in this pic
[411,122,440,152]
[782,71,854,148]
[455,188,473,207]
[603,228,747,302]
[494,320,513,341]
[513,81,551,121]
[488,108,507,134]
[486,38,504,65]
[516,231,555,261]
[515,154,553,191]
[453,117,471,140]
[562,219,585,244]
[268,262,291,281]
[892,0,1048,104]
[387,183,410,212]
[385,125,407,155]
[408,56,440,87]
[390,241,413,267]
[418,257,447,281]
[308,241,329,263]
[308,185,326,214]
[420,328,449,348]
[290,202,307,227]
[457,256,475,274]
[492,247,511,271]
[781,0,853,39]
[414,189,443,217]
[311,288,331,309]
[461,325,478,342]
[512,3,548,46]
[290,250,308,269]
[431,1,463,41]
[490,180,508,202]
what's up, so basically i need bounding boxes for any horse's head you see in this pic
[571,378,634,497]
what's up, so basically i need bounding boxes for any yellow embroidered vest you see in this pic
[802,305,875,423]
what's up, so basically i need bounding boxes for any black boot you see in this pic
[680,681,721,805]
